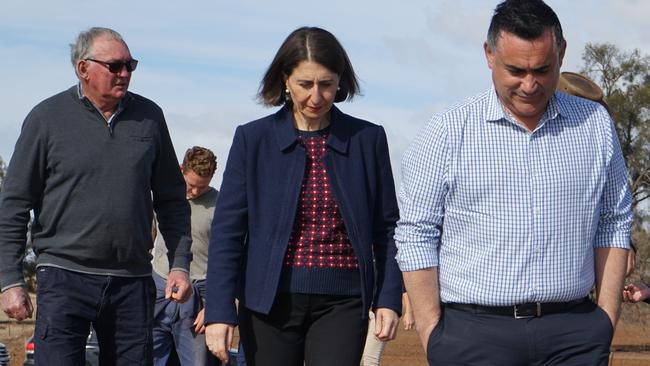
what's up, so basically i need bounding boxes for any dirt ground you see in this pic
[1,297,649,366]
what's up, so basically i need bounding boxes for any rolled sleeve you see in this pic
[594,118,632,249]
[395,115,449,272]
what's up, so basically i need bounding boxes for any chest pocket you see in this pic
[113,135,155,170]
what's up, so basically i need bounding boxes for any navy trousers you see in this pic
[34,266,156,366]
[427,300,614,366]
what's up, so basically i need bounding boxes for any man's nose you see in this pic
[521,74,538,94]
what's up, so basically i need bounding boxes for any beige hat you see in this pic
[557,71,609,111]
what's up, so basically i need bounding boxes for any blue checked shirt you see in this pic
[395,87,632,306]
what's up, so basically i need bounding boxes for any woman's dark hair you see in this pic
[487,0,564,51]
[258,27,360,106]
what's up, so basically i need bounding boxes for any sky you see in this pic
[1,0,649,189]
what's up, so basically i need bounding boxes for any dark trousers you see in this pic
[34,266,156,366]
[238,293,367,366]
[427,300,614,366]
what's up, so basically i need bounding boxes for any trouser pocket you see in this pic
[426,315,445,360]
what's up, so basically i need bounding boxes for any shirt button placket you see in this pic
[528,132,542,300]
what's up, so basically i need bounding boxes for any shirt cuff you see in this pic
[396,244,439,272]
[169,267,189,274]
[593,230,631,249]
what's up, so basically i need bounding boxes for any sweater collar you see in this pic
[74,83,133,120]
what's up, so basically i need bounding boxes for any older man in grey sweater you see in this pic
[0,27,192,365]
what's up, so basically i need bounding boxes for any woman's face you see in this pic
[286,61,340,127]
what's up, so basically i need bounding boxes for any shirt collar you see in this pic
[485,86,564,132]
[76,83,84,99]
[485,86,506,123]
[76,83,130,123]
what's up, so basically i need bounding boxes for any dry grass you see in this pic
[0,321,32,366]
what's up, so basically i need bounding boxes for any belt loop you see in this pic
[536,302,541,317]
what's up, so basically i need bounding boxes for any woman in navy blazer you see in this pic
[205,27,402,366]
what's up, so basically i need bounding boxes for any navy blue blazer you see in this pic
[205,105,402,325]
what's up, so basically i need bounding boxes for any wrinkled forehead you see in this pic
[90,35,131,59]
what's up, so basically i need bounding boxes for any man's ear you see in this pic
[558,40,567,68]
[484,41,495,70]
[77,60,89,80]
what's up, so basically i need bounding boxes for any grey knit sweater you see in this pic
[0,86,192,289]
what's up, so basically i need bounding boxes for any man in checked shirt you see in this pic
[395,1,632,365]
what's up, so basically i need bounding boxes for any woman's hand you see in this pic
[374,308,400,341]
[206,323,235,364]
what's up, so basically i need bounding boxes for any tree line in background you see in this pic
[0,43,648,289]
[581,42,650,280]
[0,155,5,188]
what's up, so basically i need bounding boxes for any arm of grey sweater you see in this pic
[0,111,47,289]
[151,113,192,272]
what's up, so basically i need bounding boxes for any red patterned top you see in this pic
[283,131,360,270]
